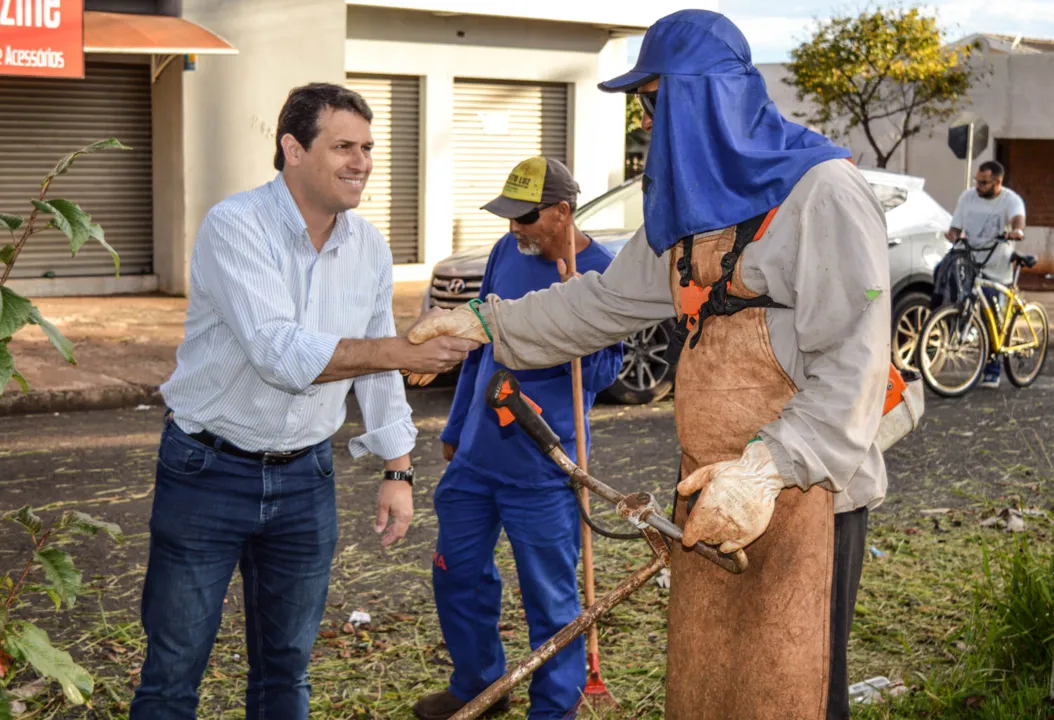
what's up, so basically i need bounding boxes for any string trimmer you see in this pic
[448,369,748,720]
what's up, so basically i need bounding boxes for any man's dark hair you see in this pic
[979,160,1005,178]
[273,83,373,171]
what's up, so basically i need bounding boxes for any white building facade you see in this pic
[6,0,707,297]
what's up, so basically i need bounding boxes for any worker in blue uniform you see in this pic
[412,157,624,720]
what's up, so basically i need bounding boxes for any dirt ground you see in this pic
[2,368,1054,718]
[3,286,429,397]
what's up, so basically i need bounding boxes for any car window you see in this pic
[868,183,908,213]
[577,180,644,232]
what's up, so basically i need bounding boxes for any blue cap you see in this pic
[598,10,750,92]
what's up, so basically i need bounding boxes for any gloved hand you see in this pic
[403,304,492,386]
[676,439,784,553]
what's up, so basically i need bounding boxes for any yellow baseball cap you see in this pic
[481,156,581,219]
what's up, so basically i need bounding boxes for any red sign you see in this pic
[0,0,84,78]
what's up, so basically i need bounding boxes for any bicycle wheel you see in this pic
[916,304,990,398]
[1004,302,1049,387]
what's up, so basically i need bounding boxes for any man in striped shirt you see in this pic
[129,83,479,720]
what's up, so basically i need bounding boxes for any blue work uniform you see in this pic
[432,233,623,719]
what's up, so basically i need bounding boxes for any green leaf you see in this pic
[30,200,56,216]
[0,287,32,339]
[0,606,7,633]
[34,200,120,274]
[33,548,80,610]
[0,245,15,266]
[0,691,11,720]
[28,307,75,365]
[4,506,42,536]
[31,199,76,253]
[85,218,119,276]
[47,138,131,182]
[10,370,28,393]
[57,511,123,542]
[0,342,14,397]
[4,621,93,705]
[18,585,61,611]
[0,214,24,232]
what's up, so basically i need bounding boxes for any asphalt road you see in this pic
[3,369,1054,585]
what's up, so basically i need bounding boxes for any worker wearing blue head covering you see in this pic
[406,9,894,720]
[601,9,852,254]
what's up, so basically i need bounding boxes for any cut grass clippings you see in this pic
[4,500,1054,719]
[4,391,1054,718]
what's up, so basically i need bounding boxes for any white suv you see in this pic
[423,168,951,403]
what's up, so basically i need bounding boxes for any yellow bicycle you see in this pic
[917,237,1049,397]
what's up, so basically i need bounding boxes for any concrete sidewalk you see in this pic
[0,281,429,416]
[3,284,1053,415]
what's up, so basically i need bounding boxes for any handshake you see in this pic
[397,303,492,387]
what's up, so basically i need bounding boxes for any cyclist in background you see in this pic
[946,160,1026,387]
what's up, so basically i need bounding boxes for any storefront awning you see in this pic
[84,11,237,55]
[83,11,237,80]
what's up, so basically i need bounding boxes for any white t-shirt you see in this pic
[950,186,1026,284]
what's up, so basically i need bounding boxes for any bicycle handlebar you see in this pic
[953,232,1011,252]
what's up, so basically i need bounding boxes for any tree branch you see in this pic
[4,531,51,611]
[889,98,917,157]
[0,184,51,285]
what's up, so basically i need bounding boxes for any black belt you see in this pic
[188,428,314,465]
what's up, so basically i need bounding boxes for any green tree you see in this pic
[626,93,643,135]
[0,139,129,395]
[784,6,984,168]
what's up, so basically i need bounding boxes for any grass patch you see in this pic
[4,392,1054,718]
[855,535,1054,719]
[4,503,1053,719]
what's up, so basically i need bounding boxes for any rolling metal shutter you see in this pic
[0,62,153,279]
[346,74,421,264]
[452,79,569,252]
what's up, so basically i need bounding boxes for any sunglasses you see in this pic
[513,203,556,225]
[636,90,659,117]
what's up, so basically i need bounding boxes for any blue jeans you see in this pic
[432,461,585,720]
[129,417,338,720]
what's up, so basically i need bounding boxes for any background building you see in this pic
[4,0,706,297]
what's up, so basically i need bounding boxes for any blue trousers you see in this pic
[130,417,338,720]
[432,462,585,719]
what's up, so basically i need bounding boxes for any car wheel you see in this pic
[892,291,932,371]
[600,320,676,405]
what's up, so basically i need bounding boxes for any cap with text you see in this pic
[481,156,580,219]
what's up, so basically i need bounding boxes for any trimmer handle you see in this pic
[485,370,561,453]
[486,369,749,574]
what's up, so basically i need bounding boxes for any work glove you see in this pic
[676,439,784,553]
[403,303,492,386]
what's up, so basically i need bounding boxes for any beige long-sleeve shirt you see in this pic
[480,159,891,514]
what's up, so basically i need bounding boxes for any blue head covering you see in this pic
[600,10,852,255]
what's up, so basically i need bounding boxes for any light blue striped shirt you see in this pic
[160,173,417,458]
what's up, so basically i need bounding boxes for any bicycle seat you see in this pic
[1012,252,1038,268]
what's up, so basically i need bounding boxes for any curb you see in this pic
[0,383,163,417]
[0,380,449,417]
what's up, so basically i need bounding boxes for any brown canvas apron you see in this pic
[663,224,835,719]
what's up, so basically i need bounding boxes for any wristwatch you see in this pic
[384,465,414,486]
